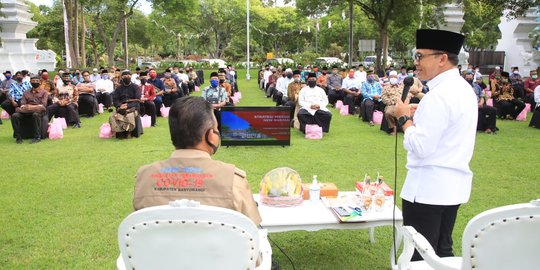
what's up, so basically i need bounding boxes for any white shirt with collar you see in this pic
[298,85,329,115]
[400,68,478,206]
[342,76,362,90]
[534,85,540,108]
[276,77,293,96]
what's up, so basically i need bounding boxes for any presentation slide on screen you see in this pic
[221,110,290,142]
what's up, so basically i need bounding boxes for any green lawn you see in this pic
[0,70,539,269]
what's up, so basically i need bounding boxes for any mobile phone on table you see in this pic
[333,206,350,217]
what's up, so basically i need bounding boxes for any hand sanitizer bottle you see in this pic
[310,175,320,203]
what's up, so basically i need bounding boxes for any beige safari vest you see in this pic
[133,149,261,225]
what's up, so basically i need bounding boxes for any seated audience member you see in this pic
[187,67,198,89]
[274,68,293,106]
[39,70,56,106]
[162,69,181,107]
[327,65,344,106]
[266,68,279,99]
[342,68,363,115]
[176,68,190,96]
[218,70,233,104]
[529,85,540,129]
[316,66,329,94]
[524,69,539,109]
[397,66,408,83]
[360,71,384,126]
[77,71,98,117]
[407,68,425,103]
[1,71,32,117]
[133,96,262,225]
[11,76,48,144]
[49,72,81,128]
[492,71,525,120]
[285,70,304,126]
[202,72,228,129]
[465,72,497,133]
[110,70,143,139]
[95,70,114,112]
[90,68,100,82]
[139,72,157,127]
[111,69,122,89]
[131,67,141,85]
[1,71,15,110]
[381,71,404,135]
[297,73,332,133]
[354,64,367,83]
[71,70,82,85]
[147,69,164,111]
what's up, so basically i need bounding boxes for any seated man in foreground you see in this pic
[11,76,48,144]
[297,72,332,133]
[133,96,261,226]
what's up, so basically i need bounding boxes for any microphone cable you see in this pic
[260,225,296,270]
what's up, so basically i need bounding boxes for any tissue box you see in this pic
[355,181,394,196]
[302,182,339,200]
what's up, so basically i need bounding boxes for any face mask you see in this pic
[63,80,70,85]
[102,75,109,80]
[75,73,80,76]
[219,79,225,84]
[495,76,501,80]
[367,77,375,83]
[266,68,270,71]
[140,78,147,84]
[401,70,406,75]
[408,73,414,77]
[475,69,479,72]
[349,72,355,78]
[322,72,327,75]
[31,82,40,88]
[16,77,23,82]
[210,79,219,88]
[294,77,300,83]
[533,75,538,79]
[286,73,293,79]
[307,80,316,88]
[332,70,337,75]
[41,75,49,80]
[122,77,131,85]
[467,69,472,73]
[164,73,172,79]
[501,79,508,83]
[149,73,157,79]
[5,75,11,80]
[513,71,519,74]
[205,129,220,155]
[389,78,398,85]
[466,79,473,85]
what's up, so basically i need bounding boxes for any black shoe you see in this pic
[16,138,23,144]
[30,138,41,144]
[108,107,114,112]
[271,260,281,270]
[73,123,81,129]
[0,118,3,125]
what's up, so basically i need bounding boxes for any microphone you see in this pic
[401,77,414,102]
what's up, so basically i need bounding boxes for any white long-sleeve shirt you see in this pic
[534,85,540,108]
[95,79,114,94]
[342,77,362,90]
[276,77,293,96]
[298,85,329,115]
[400,68,478,205]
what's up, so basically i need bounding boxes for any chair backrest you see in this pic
[460,199,540,270]
[118,200,260,270]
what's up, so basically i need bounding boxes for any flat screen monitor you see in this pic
[219,106,291,146]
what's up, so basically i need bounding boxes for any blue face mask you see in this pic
[5,75,11,80]
[102,75,109,80]
[210,79,219,88]
[367,77,374,83]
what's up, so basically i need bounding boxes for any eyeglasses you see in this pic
[414,52,445,61]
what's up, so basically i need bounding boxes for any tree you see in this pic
[474,0,540,19]
[461,0,502,51]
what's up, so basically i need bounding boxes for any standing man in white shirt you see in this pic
[297,73,332,133]
[395,29,477,261]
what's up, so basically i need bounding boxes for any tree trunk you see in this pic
[90,32,99,66]
[65,0,79,68]
[80,3,86,67]
[74,0,80,66]
[382,27,389,69]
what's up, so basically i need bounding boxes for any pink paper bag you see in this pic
[98,103,104,114]
[336,100,343,109]
[99,123,113,139]
[141,115,151,128]
[195,86,200,92]
[516,104,530,121]
[236,92,242,99]
[53,117,67,129]
[486,99,493,107]
[372,110,383,125]
[160,106,170,117]
[48,122,64,139]
[340,105,349,115]
[1,109,9,119]
[305,124,323,139]
[485,90,491,98]
[231,96,239,105]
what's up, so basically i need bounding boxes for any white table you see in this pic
[254,192,403,266]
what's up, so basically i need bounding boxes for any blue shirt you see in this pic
[361,81,383,101]
[9,81,32,102]
[148,78,165,91]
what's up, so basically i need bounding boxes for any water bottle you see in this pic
[309,175,320,203]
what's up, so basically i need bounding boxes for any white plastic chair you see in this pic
[396,199,540,270]
[116,199,272,270]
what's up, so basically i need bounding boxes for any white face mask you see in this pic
[389,78,398,85]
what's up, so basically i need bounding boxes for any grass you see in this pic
[0,70,539,269]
